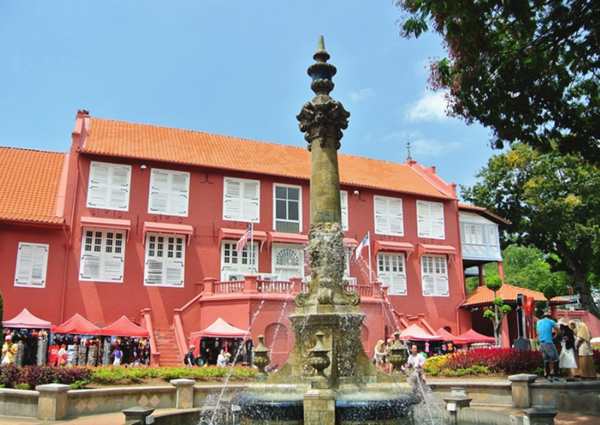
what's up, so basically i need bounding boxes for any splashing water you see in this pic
[267,297,289,367]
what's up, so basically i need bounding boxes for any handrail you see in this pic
[141,308,160,366]
[172,312,187,359]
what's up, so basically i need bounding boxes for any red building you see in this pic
[1,111,502,365]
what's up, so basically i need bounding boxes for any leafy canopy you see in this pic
[397,0,600,161]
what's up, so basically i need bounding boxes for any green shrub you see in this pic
[89,366,257,385]
[15,383,30,390]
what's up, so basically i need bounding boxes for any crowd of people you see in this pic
[536,311,595,381]
[372,338,458,373]
[183,338,253,367]
[1,330,151,368]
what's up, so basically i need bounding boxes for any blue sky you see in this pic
[0,1,495,189]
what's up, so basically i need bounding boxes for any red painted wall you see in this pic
[1,133,467,347]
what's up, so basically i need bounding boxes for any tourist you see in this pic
[216,349,228,367]
[403,344,427,397]
[536,310,559,381]
[184,345,196,367]
[557,319,577,377]
[571,320,595,379]
[1,336,17,365]
[373,339,386,370]
[66,340,77,366]
[112,345,123,366]
[58,344,68,366]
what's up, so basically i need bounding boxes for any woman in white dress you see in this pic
[557,318,577,376]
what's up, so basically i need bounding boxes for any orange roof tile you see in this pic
[0,147,65,225]
[81,117,453,199]
[463,283,559,307]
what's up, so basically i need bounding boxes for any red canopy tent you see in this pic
[454,329,495,345]
[399,324,442,341]
[3,308,51,329]
[189,318,249,356]
[435,327,458,342]
[99,316,149,337]
[51,314,100,335]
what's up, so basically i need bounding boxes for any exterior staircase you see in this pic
[154,328,182,367]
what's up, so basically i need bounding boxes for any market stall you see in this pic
[454,329,495,345]
[2,309,51,366]
[50,314,101,366]
[98,316,150,366]
[189,318,250,366]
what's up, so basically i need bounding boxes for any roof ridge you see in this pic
[0,146,65,155]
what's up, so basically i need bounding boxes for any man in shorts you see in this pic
[536,310,559,381]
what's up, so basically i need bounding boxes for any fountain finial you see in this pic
[307,35,337,96]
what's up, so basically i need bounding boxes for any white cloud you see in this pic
[405,91,449,122]
[383,130,461,158]
[348,88,375,103]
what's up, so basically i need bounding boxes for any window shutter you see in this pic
[170,172,190,216]
[87,163,110,208]
[145,259,164,285]
[15,243,48,287]
[242,180,260,222]
[435,275,449,296]
[102,254,124,281]
[389,198,404,235]
[149,170,170,213]
[374,197,388,234]
[108,165,131,210]
[165,259,184,286]
[431,202,445,239]
[30,245,47,285]
[223,179,242,220]
[15,244,34,284]
[417,201,429,237]
[80,253,101,280]
[340,191,348,230]
[391,273,407,295]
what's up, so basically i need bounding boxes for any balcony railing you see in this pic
[214,280,245,294]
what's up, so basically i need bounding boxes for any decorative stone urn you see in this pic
[252,335,270,379]
[308,331,331,387]
[387,332,407,372]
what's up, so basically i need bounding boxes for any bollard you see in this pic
[122,406,155,425]
[170,378,195,409]
[36,383,70,421]
[509,374,538,408]
[443,395,472,425]
[524,407,557,425]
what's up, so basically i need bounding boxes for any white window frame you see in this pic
[143,233,186,288]
[79,228,126,283]
[14,242,49,288]
[340,190,349,231]
[220,240,259,281]
[374,195,404,236]
[421,255,449,297]
[223,177,260,223]
[377,252,407,296]
[417,200,445,239]
[271,244,305,281]
[148,168,191,217]
[273,183,302,232]
[86,161,132,211]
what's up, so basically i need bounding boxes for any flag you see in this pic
[236,223,253,254]
[355,232,370,260]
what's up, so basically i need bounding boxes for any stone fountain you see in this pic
[237,36,417,425]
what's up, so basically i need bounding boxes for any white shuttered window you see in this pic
[417,200,445,239]
[340,190,348,231]
[377,253,407,296]
[272,244,304,281]
[421,255,449,297]
[144,234,185,287]
[86,161,131,211]
[79,230,125,282]
[223,177,260,223]
[14,243,48,288]
[148,169,190,216]
[374,196,404,236]
[220,241,258,281]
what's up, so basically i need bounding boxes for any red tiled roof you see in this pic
[0,147,65,225]
[81,117,454,199]
[463,283,554,307]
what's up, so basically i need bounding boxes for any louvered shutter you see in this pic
[242,180,260,222]
[145,259,164,285]
[108,165,131,210]
[421,256,434,296]
[435,275,449,296]
[15,243,48,287]
[170,172,190,216]
[389,198,404,235]
[431,202,445,239]
[417,201,429,237]
[374,197,388,234]
[102,253,124,281]
[165,259,184,286]
[80,253,101,280]
[223,179,242,220]
[149,169,170,213]
[340,191,348,230]
[87,162,110,208]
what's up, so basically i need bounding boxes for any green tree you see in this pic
[482,276,512,346]
[467,245,568,296]
[462,144,600,317]
[397,1,600,162]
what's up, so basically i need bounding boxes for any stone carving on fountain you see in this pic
[269,36,378,390]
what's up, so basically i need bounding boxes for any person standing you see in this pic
[1,336,17,365]
[536,310,559,381]
[112,345,123,366]
[572,320,595,379]
[403,344,427,398]
[557,319,577,377]
[184,345,196,367]
[373,340,386,370]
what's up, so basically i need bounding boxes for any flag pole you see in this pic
[367,231,372,284]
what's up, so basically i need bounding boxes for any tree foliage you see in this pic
[483,276,511,346]
[462,144,600,317]
[397,0,600,161]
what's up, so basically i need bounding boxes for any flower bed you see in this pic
[0,365,257,389]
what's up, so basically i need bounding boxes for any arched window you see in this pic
[272,245,304,281]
